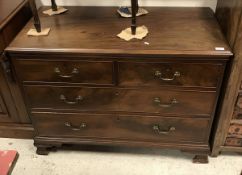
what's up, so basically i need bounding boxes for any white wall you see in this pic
[38,0,217,11]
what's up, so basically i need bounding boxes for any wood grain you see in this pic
[0,123,33,139]
[0,0,27,28]
[24,85,217,116]
[0,55,21,123]
[216,0,242,48]
[119,61,224,88]
[14,59,114,85]
[6,6,231,156]
[6,7,232,56]
[32,112,210,144]
[0,0,32,138]
[0,33,5,53]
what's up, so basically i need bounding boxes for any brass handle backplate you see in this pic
[154,97,178,108]
[64,122,87,131]
[155,70,180,81]
[153,125,176,135]
[60,94,83,105]
[54,67,79,78]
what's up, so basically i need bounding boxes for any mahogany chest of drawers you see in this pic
[6,6,232,161]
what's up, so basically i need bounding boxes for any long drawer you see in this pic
[32,112,210,143]
[13,59,114,85]
[119,62,224,88]
[24,85,217,116]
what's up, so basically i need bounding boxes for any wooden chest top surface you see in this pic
[7,6,232,57]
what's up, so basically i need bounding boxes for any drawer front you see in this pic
[33,113,210,143]
[225,138,242,147]
[228,124,242,137]
[13,60,113,85]
[25,86,217,116]
[119,62,223,88]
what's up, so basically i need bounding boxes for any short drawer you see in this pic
[225,138,242,147]
[24,86,217,116]
[13,59,113,85]
[118,62,223,88]
[32,113,210,143]
[228,124,242,138]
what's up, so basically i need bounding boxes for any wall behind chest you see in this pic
[38,0,217,11]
